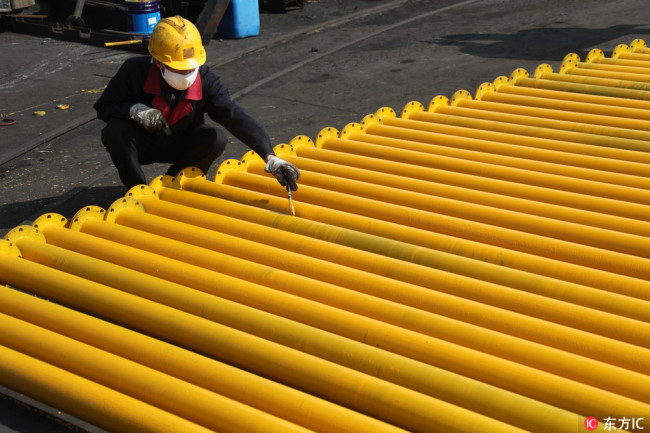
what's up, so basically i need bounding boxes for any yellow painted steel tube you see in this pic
[0,345,215,433]
[517,77,650,100]
[615,51,650,62]
[536,71,650,91]
[0,313,312,433]
[499,82,650,110]
[404,110,650,153]
[569,65,650,82]
[244,160,650,258]
[479,88,650,121]
[376,115,650,167]
[315,132,650,206]
[576,60,650,77]
[155,184,650,306]
[596,56,650,69]
[353,128,650,189]
[6,239,649,425]
[0,250,500,433]
[73,212,650,351]
[111,204,650,351]
[294,144,650,223]
[0,286,403,433]
[454,97,650,133]
[284,150,650,239]
[173,182,650,305]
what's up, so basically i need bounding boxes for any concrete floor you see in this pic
[0,0,649,431]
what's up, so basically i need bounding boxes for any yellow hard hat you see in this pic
[148,16,206,70]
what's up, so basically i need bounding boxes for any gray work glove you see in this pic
[264,155,300,191]
[129,103,171,136]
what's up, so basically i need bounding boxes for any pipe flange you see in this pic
[509,68,529,85]
[492,76,509,90]
[427,95,448,113]
[400,101,424,118]
[374,107,396,120]
[339,122,363,140]
[150,175,180,193]
[474,82,495,100]
[611,44,630,59]
[359,113,380,129]
[0,239,21,257]
[450,90,471,106]
[585,48,604,64]
[69,206,106,231]
[289,135,315,151]
[630,39,647,52]
[315,127,339,148]
[240,150,263,166]
[273,143,297,159]
[214,159,245,184]
[533,64,553,79]
[126,184,159,201]
[105,197,144,224]
[559,58,576,74]
[5,225,46,245]
[562,53,580,64]
[33,213,68,231]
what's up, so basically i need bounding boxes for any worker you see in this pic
[94,15,299,190]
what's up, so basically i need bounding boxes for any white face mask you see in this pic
[161,66,198,91]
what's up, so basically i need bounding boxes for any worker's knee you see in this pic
[101,118,137,150]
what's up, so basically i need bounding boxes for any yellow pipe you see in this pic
[21,220,650,406]
[0,286,400,433]
[569,65,650,82]
[616,51,650,62]
[537,71,650,91]
[453,97,650,133]
[284,148,650,238]
[0,312,311,433]
[517,76,650,100]
[294,143,650,222]
[576,60,650,77]
[0,247,494,433]
[5,236,649,426]
[356,126,650,188]
[172,181,650,305]
[138,193,650,323]
[0,344,215,433]
[404,110,650,153]
[244,158,650,258]
[318,127,650,205]
[498,82,650,111]
[481,86,650,120]
[596,56,650,69]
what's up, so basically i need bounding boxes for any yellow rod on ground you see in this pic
[0,286,402,433]
[6,235,649,424]
[354,126,650,189]
[480,87,650,121]
[569,65,650,82]
[322,128,650,205]
[517,77,650,100]
[173,181,650,306]
[575,60,650,76]
[244,159,650,258]
[536,71,650,91]
[294,143,650,222]
[0,247,542,433]
[404,110,650,153]
[0,344,216,433]
[0,312,313,433]
[595,56,650,69]
[453,97,650,132]
[282,149,650,238]
[20,221,650,404]
[499,82,650,110]
[377,114,650,166]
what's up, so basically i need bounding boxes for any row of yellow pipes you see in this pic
[1,38,650,432]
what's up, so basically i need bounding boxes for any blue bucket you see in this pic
[217,0,260,39]
[126,0,160,34]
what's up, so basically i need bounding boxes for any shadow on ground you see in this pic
[0,186,127,235]
[436,25,650,60]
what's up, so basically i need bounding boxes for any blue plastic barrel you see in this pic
[217,0,260,39]
[126,0,160,34]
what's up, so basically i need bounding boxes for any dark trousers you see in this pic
[101,118,227,188]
